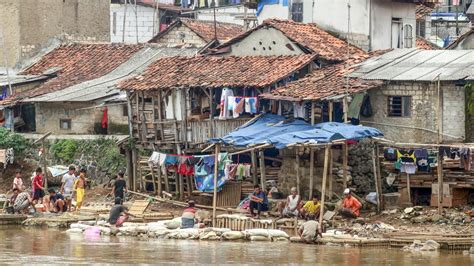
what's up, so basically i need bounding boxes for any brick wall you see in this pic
[111,4,158,43]
[362,82,465,143]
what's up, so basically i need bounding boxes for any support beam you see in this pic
[157,164,162,196]
[309,148,315,199]
[311,101,315,125]
[209,88,215,138]
[296,148,301,196]
[319,145,330,229]
[342,142,348,189]
[150,165,157,193]
[328,147,333,199]
[406,173,411,205]
[375,144,383,210]
[259,150,266,190]
[372,146,381,213]
[437,148,444,213]
[328,101,333,122]
[212,143,221,227]
[251,150,258,185]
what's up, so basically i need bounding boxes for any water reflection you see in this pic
[0,227,472,265]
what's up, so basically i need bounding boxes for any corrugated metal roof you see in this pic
[0,74,49,87]
[350,49,474,81]
[25,47,198,103]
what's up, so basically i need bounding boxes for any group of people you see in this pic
[247,184,363,243]
[7,165,87,214]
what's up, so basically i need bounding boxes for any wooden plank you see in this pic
[259,150,266,189]
[128,200,151,216]
[319,145,330,229]
[309,148,315,198]
[212,143,221,227]
[251,150,258,185]
[296,149,300,195]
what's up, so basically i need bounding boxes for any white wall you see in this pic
[258,3,289,22]
[228,27,304,56]
[111,4,159,43]
[196,6,256,26]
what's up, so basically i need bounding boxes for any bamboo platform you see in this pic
[0,214,28,225]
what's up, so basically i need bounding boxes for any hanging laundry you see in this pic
[293,102,306,118]
[384,148,397,161]
[219,88,234,119]
[396,150,416,163]
[178,157,194,176]
[245,97,258,114]
[347,93,365,119]
[101,107,108,129]
[233,97,245,118]
[227,96,236,111]
[460,148,471,171]
[194,153,229,192]
[400,162,417,174]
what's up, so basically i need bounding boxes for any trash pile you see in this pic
[399,206,472,225]
[66,219,291,242]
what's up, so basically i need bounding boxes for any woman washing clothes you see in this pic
[181,201,197,229]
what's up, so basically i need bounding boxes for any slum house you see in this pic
[117,54,316,196]
[148,18,245,48]
[349,49,474,208]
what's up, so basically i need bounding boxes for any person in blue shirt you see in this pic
[47,188,67,213]
[249,184,268,219]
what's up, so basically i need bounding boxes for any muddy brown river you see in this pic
[0,227,472,265]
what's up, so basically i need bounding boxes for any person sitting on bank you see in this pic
[301,194,321,220]
[298,215,323,243]
[339,188,362,219]
[13,189,34,214]
[46,188,67,213]
[109,197,133,227]
[249,184,268,219]
[278,187,301,218]
[181,200,197,229]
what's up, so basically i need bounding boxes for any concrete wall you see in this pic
[227,27,304,56]
[0,0,110,68]
[153,24,207,47]
[197,6,255,26]
[111,4,158,43]
[362,82,465,144]
[0,0,21,71]
[35,102,128,135]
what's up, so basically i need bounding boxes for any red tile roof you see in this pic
[215,19,366,62]
[416,36,439,50]
[260,54,383,101]
[416,3,434,20]
[118,55,315,90]
[19,43,142,98]
[149,18,244,43]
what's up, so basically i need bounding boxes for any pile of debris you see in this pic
[402,240,440,252]
[399,206,473,225]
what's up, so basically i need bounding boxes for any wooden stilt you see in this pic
[375,144,383,210]
[372,146,381,213]
[342,142,348,189]
[328,101,333,122]
[131,149,138,191]
[406,173,411,205]
[163,168,170,193]
[309,148,315,199]
[296,148,300,196]
[212,143,221,227]
[157,164,162,196]
[259,150,266,190]
[437,149,444,213]
[251,150,258,185]
[187,175,193,198]
[150,165,157,193]
[319,145,331,229]
[328,147,333,199]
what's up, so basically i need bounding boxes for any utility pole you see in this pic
[212,0,217,41]
[122,0,128,42]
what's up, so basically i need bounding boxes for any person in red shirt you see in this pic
[340,188,362,219]
[32,167,45,204]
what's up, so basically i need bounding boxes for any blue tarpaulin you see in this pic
[209,114,383,149]
[256,0,287,16]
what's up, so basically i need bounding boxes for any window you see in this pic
[291,2,304,22]
[59,119,72,130]
[391,18,402,48]
[416,20,426,38]
[122,105,128,117]
[404,24,413,48]
[388,96,411,117]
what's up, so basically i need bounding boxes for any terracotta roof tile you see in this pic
[20,43,142,98]
[416,36,440,50]
[416,3,434,20]
[261,54,383,101]
[149,18,244,43]
[215,19,366,62]
[118,55,315,90]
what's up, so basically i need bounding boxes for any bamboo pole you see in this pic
[372,146,381,213]
[157,164,162,196]
[149,165,157,193]
[259,150,266,190]
[309,148,315,199]
[328,101,333,122]
[311,101,315,125]
[251,150,258,185]
[296,148,301,196]
[319,145,330,229]
[212,143,221,227]
[375,144,383,210]
[406,173,411,205]
[328,147,333,198]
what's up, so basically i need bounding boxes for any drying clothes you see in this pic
[178,163,194,176]
[219,88,234,119]
[227,96,236,111]
[460,148,471,171]
[101,107,108,129]
[293,102,306,118]
[439,147,451,158]
[233,98,245,118]
[414,149,428,160]
[384,148,397,161]
[397,150,416,163]
[400,162,417,174]
[164,155,179,166]
[245,97,258,114]
[417,158,430,172]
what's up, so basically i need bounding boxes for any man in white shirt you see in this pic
[12,170,23,191]
[60,165,77,212]
[298,215,322,243]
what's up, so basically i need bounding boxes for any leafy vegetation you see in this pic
[0,128,30,157]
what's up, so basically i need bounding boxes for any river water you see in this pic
[0,227,471,265]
